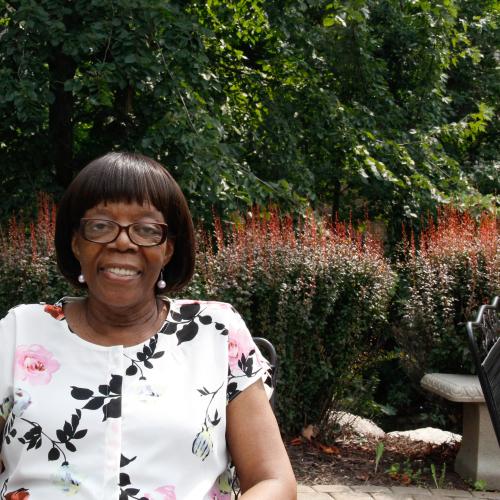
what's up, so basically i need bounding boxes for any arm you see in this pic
[226,380,297,499]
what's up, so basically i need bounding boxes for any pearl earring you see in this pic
[156,270,166,290]
[78,274,86,284]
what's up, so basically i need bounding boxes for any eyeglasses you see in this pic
[79,219,168,247]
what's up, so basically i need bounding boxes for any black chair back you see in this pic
[253,337,278,410]
[466,296,500,447]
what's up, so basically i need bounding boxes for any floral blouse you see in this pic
[0,298,272,500]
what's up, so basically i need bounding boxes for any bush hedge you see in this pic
[185,211,396,435]
[0,197,498,436]
[394,209,499,380]
[0,194,77,316]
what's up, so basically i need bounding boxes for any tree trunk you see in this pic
[49,49,77,188]
[331,176,341,221]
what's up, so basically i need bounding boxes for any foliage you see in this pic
[1,196,497,437]
[0,0,498,229]
[386,460,422,486]
[393,208,499,380]
[185,209,396,435]
[374,441,385,473]
[0,194,77,316]
[431,463,447,489]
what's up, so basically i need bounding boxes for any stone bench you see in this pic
[421,373,500,489]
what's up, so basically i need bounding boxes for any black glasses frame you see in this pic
[79,218,169,247]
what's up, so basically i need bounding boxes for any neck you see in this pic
[83,295,166,346]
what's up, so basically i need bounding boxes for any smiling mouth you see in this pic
[103,267,141,277]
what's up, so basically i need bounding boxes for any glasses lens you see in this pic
[129,223,165,246]
[82,219,119,243]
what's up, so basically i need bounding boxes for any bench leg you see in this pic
[455,402,500,489]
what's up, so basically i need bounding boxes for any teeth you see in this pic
[106,267,138,276]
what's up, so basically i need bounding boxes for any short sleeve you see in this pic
[226,310,274,403]
[0,308,17,423]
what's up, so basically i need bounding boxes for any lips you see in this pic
[100,266,141,277]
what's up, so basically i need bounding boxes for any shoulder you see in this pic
[1,303,47,322]
[1,303,64,333]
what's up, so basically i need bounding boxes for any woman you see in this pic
[0,152,296,499]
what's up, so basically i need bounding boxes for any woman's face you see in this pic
[71,201,173,309]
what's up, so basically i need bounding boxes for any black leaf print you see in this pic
[220,329,229,336]
[124,488,140,496]
[177,321,198,345]
[63,421,72,436]
[211,409,221,426]
[118,472,128,489]
[72,374,123,420]
[48,446,60,461]
[199,315,212,325]
[119,455,149,499]
[65,441,76,452]
[120,454,137,467]
[71,387,94,400]
[192,382,223,461]
[170,310,182,322]
[109,374,122,395]
[214,322,225,330]
[180,302,200,319]
[126,364,138,376]
[125,335,164,380]
[56,429,67,442]
[83,397,105,410]
[103,397,121,420]
[160,321,177,334]
[73,429,87,439]
[99,384,110,395]
[244,357,254,377]
[227,382,238,401]
[17,407,89,467]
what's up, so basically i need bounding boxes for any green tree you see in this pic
[0,0,497,228]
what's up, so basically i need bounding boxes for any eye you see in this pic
[134,223,163,237]
[88,220,113,232]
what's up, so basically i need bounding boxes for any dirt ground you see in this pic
[286,433,480,491]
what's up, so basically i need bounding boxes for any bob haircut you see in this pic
[55,152,195,292]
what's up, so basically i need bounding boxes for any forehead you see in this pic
[83,201,165,222]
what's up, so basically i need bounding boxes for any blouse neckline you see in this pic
[51,296,173,352]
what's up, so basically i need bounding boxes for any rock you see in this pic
[330,411,386,438]
[387,427,461,445]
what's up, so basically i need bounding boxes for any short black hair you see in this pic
[55,152,195,292]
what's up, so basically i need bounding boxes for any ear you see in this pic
[71,233,81,261]
[162,240,174,267]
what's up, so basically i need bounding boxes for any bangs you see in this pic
[69,153,170,224]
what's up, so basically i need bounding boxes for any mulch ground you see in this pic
[286,433,476,491]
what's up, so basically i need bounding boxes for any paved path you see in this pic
[297,484,500,499]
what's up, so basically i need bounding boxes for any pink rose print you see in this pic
[144,485,176,500]
[228,327,254,374]
[16,345,60,385]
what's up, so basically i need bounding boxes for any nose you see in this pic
[109,226,138,250]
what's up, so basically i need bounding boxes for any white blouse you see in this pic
[0,298,272,500]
